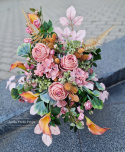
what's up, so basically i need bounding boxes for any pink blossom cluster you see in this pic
[70,68,89,86]
[34,56,60,80]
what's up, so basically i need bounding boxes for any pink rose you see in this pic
[48,82,68,101]
[77,106,84,113]
[84,100,92,110]
[33,20,41,28]
[26,27,33,34]
[24,38,32,44]
[78,113,84,121]
[60,54,78,71]
[32,43,50,62]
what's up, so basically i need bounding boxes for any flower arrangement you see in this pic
[7,6,113,146]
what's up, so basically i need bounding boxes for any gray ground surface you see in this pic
[0,79,30,123]
[0,81,125,152]
[0,0,125,81]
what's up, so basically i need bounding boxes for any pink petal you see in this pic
[100,83,106,90]
[54,27,63,37]
[6,81,11,89]
[73,16,83,25]
[18,76,25,84]
[64,27,71,37]
[70,30,77,40]
[9,75,16,81]
[99,91,109,103]
[42,134,52,146]
[84,82,94,90]
[60,17,69,26]
[9,82,16,91]
[50,125,60,135]
[56,100,67,107]
[34,124,42,134]
[66,6,76,20]
[30,104,37,115]
[76,30,86,42]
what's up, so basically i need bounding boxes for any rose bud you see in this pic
[64,82,72,91]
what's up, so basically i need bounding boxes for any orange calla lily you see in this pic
[20,91,39,103]
[39,113,51,137]
[10,61,27,71]
[85,116,110,135]
[27,13,38,24]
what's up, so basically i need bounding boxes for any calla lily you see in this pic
[20,91,39,103]
[10,61,27,71]
[27,13,38,24]
[85,116,110,135]
[39,113,51,137]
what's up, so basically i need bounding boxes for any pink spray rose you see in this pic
[33,20,41,28]
[84,100,92,110]
[32,43,50,62]
[78,113,84,121]
[60,54,78,71]
[26,27,33,34]
[24,38,32,44]
[70,68,89,86]
[87,54,93,60]
[77,106,84,113]
[48,82,68,101]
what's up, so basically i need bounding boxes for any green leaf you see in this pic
[83,86,99,97]
[53,117,61,125]
[93,90,100,97]
[11,88,20,99]
[34,101,48,115]
[94,54,101,61]
[43,32,48,38]
[95,82,105,91]
[95,48,101,54]
[93,63,97,67]
[90,97,103,109]
[29,8,36,12]
[43,21,49,31]
[17,43,31,56]
[64,116,69,123]
[87,72,96,81]
[48,20,52,28]
[70,108,77,116]
[70,126,73,130]
[74,126,78,132]
[48,27,54,33]
[17,84,23,94]
[40,92,50,103]
[51,107,61,116]
[49,121,56,127]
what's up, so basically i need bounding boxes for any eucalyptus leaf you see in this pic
[87,72,96,81]
[95,82,105,91]
[93,90,100,97]
[17,43,31,56]
[50,98,56,105]
[40,92,50,103]
[34,101,48,115]
[90,97,103,109]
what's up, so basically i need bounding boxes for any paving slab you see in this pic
[0,120,82,152]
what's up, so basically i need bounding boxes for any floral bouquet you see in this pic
[7,6,113,146]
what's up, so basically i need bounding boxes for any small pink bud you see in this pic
[27,57,30,61]
[24,38,32,44]
[54,44,57,49]
[33,20,41,28]
[26,27,33,34]
[78,113,84,121]
[29,64,35,69]
[50,49,55,55]
[87,54,93,60]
